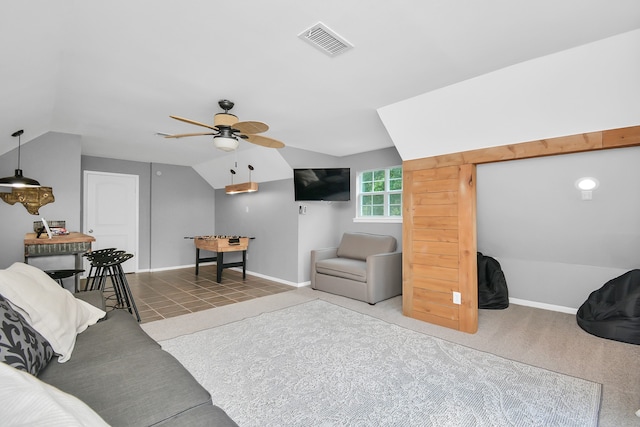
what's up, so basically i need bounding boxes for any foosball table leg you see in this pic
[216,252,224,283]
[242,250,246,279]
[195,248,200,275]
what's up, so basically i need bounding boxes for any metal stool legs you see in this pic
[107,253,140,322]
[83,248,119,292]
[85,250,140,322]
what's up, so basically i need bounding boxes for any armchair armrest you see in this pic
[310,248,338,288]
[311,247,338,261]
[366,252,403,303]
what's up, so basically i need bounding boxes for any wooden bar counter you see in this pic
[24,232,95,289]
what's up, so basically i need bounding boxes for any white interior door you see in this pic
[83,171,139,273]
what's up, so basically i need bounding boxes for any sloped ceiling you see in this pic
[379,29,640,161]
[1,1,639,188]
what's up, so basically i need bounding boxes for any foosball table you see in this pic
[192,235,251,283]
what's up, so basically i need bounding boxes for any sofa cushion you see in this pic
[0,293,54,375]
[0,263,105,362]
[336,232,397,261]
[0,361,109,426]
[73,290,106,312]
[39,310,161,378]
[42,347,215,427]
[316,258,367,282]
[39,308,220,426]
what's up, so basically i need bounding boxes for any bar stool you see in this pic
[45,269,85,293]
[86,250,140,322]
[83,249,123,292]
[82,248,117,289]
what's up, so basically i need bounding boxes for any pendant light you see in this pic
[0,130,40,188]
[225,164,258,194]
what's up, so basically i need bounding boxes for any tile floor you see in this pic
[100,265,295,323]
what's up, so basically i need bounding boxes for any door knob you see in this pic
[88,229,94,233]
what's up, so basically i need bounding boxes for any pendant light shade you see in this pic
[225,164,258,194]
[0,130,40,188]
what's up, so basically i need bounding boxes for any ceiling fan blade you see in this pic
[170,115,218,131]
[244,133,285,149]
[233,121,269,134]
[165,132,216,139]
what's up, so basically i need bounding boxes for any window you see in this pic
[356,166,402,222]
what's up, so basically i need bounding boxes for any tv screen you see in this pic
[294,168,350,201]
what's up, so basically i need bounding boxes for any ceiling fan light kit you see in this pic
[167,99,285,152]
[214,136,239,152]
[0,130,41,188]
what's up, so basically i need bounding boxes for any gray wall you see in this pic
[82,157,215,271]
[337,147,403,245]
[290,146,402,284]
[1,135,404,287]
[280,146,343,283]
[294,146,403,285]
[215,146,404,285]
[215,179,299,283]
[0,132,81,271]
[81,156,152,269]
[296,200,342,283]
[150,163,215,269]
[477,146,640,309]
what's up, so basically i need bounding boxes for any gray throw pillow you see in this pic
[0,293,54,375]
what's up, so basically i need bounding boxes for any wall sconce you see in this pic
[225,164,259,194]
[0,130,41,188]
[576,177,599,200]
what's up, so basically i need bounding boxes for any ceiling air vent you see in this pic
[298,22,353,57]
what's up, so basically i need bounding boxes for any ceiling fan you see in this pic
[166,99,285,152]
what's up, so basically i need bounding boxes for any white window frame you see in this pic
[354,166,403,223]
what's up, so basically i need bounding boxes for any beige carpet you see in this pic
[142,287,640,426]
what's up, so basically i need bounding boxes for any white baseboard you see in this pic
[145,263,307,288]
[148,262,215,273]
[130,267,580,313]
[228,267,308,288]
[509,297,578,315]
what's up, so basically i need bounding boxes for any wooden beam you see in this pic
[457,164,477,333]
[404,125,640,172]
[602,125,640,149]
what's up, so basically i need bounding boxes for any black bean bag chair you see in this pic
[576,269,640,345]
[477,252,509,309]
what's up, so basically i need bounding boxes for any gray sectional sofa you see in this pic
[38,290,238,426]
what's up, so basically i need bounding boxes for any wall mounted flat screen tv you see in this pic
[294,168,350,201]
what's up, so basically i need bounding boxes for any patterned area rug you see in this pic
[160,300,601,427]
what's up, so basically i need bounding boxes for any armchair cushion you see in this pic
[316,258,367,282]
[336,233,396,261]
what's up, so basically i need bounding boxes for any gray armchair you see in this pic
[310,232,402,304]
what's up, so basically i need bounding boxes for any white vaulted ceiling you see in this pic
[1,1,639,184]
